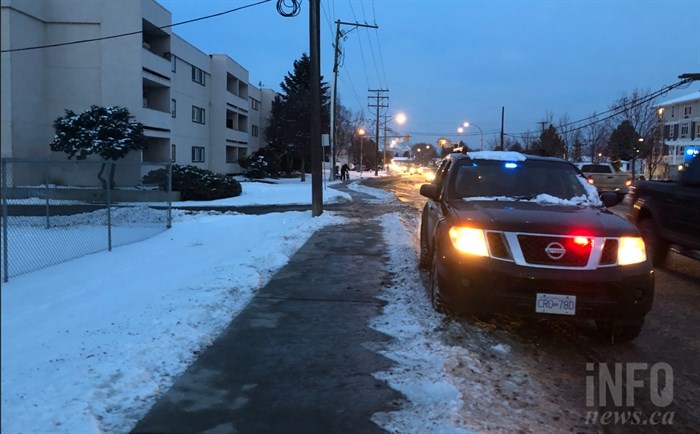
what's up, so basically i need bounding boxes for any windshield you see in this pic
[450,158,595,204]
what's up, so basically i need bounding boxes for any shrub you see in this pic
[143,164,242,201]
[239,147,282,179]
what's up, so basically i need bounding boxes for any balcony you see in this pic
[142,48,171,81]
[226,129,248,143]
[140,108,171,132]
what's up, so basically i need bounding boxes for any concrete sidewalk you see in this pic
[132,187,403,434]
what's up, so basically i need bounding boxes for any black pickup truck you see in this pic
[630,155,700,266]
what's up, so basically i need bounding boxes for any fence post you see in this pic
[107,164,112,252]
[167,162,172,229]
[2,159,9,282]
[45,160,50,229]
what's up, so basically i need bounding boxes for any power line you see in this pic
[503,79,693,140]
[1,0,272,53]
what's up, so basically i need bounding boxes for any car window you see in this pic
[450,158,587,200]
[433,159,450,186]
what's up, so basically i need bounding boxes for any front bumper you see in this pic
[435,250,654,320]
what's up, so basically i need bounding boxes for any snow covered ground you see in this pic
[1,171,593,433]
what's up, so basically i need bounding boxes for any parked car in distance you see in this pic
[420,151,654,342]
[575,162,632,197]
[629,155,700,266]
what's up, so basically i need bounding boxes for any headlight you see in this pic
[448,227,489,257]
[618,237,647,265]
[425,171,436,182]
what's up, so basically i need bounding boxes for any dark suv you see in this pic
[419,151,654,342]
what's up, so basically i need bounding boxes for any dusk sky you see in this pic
[159,0,700,147]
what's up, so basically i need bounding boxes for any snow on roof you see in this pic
[655,90,700,107]
[466,151,527,161]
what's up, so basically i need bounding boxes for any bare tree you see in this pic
[582,112,611,162]
[334,101,361,166]
[610,88,657,137]
[558,113,583,161]
[610,88,660,177]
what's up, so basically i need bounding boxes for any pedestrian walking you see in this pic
[340,163,349,181]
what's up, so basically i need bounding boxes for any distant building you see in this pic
[655,90,700,179]
[1,0,277,181]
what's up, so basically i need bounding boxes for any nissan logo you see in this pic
[544,242,567,260]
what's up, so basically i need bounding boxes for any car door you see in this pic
[423,159,451,253]
[667,157,700,247]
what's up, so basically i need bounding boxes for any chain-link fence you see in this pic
[1,158,175,281]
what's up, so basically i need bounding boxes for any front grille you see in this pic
[599,239,618,265]
[486,232,511,259]
[517,235,591,267]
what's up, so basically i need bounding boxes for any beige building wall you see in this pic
[1,0,276,185]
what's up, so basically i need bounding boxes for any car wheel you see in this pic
[596,319,644,343]
[419,222,431,270]
[429,251,447,313]
[638,218,669,266]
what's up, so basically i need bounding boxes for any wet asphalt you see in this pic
[131,183,404,434]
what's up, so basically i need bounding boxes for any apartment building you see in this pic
[656,90,700,179]
[1,0,276,184]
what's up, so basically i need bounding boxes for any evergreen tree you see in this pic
[532,124,566,158]
[264,53,330,180]
[50,105,147,189]
[609,120,639,166]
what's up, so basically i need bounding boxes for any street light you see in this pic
[358,128,366,179]
[461,121,484,151]
[633,137,644,180]
[381,112,407,175]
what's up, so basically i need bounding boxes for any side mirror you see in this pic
[419,183,440,200]
[600,191,620,208]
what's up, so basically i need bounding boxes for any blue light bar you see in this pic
[504,162,519,169]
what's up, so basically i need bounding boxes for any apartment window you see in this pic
[171,99,176,117]
[171,144,177,162]
[191,66,206,85]
[252,125,259,137]
[192,106,206,124]
[684,105,692,117]
[191,146,205,163]
[171,55,176,72]
[226,145,236,163]
[696,122,700,138]
[671,107,675,118]
[251,98,260,110]
[680,122,689,139]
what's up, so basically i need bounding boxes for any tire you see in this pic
[596,319,644,343]
[428,251,447,313]
[638,218,669,266]
[419,222,431,270]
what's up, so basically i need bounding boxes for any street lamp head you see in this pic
[463,122,469,128]
[457,127,464,134]
[358,128,366,136]
[395,112,407,125]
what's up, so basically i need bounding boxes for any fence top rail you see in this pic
[1,158,172,165]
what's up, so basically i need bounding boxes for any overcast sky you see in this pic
[158,0,700,146]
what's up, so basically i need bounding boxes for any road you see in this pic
[364,173,700,433]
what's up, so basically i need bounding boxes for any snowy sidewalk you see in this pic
[131,191,402,433]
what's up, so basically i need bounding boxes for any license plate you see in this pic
[536,293,576,315]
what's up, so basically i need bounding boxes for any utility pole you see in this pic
[368,89,389,176]
[309,0,322,216]
[500,106,505,151]
[330,20,378,180]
